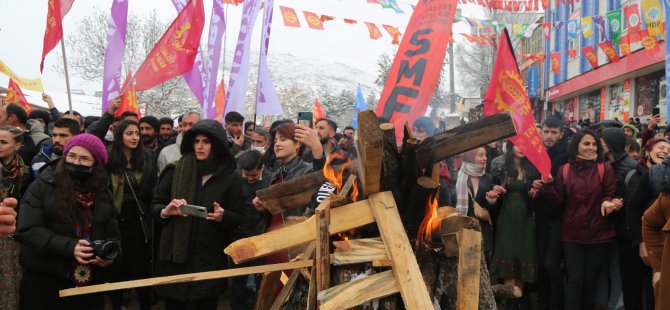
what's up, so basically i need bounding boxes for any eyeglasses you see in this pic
[66,153,94,166]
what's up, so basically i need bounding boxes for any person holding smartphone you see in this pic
[152,120,244,310]
[642,108,663,148]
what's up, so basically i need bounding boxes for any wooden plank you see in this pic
[269,242,315,310]
[372,259,393,267]
[306,267,317,310]
[339,174,357,197]
[255,271,282,310]
[317,270,400,310]
[331,237,388,265]
[457,229,482,310]
[225,200,374,264]
[59,260,314,297]
[315,201,331,291]
[416,112,516,167]
[355,110,384,196]
[368,192,433,310]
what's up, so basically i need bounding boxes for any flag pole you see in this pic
[60,35,73,114]
[253,2,265,126]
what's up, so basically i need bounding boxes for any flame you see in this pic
[351,179,359,202]
[417,192,439,242]
[323,152,347,191]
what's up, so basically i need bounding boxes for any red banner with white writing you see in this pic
[133,0,205,91]
[6,79,32,113]
[115,73,142,118]
[40,0,75,72]
[375,0,458,144]
[483,30,551,177]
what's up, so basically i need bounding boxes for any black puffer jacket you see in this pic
[535,137,569,219]
[151,120,244,301]
[17,163,121,279]
[602,128,639,237]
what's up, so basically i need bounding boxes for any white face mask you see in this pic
[250,145,266,155]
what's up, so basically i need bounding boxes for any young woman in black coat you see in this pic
[17,133,121,309]
[152,120,244,310]
[106,120,157,310]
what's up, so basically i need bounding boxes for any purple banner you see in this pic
[225,0,262,116]
[171,0,207,107]
[205,0,226,120]
[101,0,128,114]
[256,0,282,115]
[592,16,608,41]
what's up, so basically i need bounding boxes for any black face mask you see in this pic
[64,162,93,181]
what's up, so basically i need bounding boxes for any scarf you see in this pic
[0,155,24,199]
[159,152,199,264]
[111,168,143,213]
[577,153,597,161]
[144,138,159,152]
[455,162,485,215]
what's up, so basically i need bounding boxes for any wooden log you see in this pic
[315,201,331,292]
[405,176,440,240]
[457,229,482,310]
[416,112,517,167]
[317,270,400,310]
[59,260,314,297]
[255,271,282,310]
[369,192,433,310]
[438,215,480,257]
[380,123,403,208]
[340,174,357,197]
[355,110,384,196]
[269,243,316,310]
[331,237,388,265]
[256,162,353,214]
[225,200,374,264]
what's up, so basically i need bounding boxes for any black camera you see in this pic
[89,240,121,260]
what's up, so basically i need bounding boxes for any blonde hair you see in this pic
[461,147,485,163]
[0,125,25,143]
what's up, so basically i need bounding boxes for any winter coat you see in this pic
[641,193,670,310]
[625,164,652,247]
[157,134,183,174]
[602,128,639,238]
[16,163,121,279]
[464,173,497,253]
[271,155,314,217]
[86,111,115,143]
[239,169,274,239]
[542,160,617,244]
[535,137,569,220]
[27,119,51,148]
[151,120,244,301]
[30,141,59,178]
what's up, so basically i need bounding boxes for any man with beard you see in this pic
[30,118,81,178]
[138,116,162,154]
[225,111,251,156]
[302,118,340,163]
[159,117,176,147]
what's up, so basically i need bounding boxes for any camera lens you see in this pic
[99,241,120,260]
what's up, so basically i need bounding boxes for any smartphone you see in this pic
[652,107,661,116]
[297,111,313,128]
[179,204,208,219]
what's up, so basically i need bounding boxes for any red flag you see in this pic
[6,79,32,114]
[624,4,642,34]
[541,0,550,8]
[280,6,300,28]
[343,18,358,24]
[598,41,620,62]
[374,0,457,145]
[133,0,205,91]
[484,30,551,178]
[639,29,660,53]
[619,35,632,55]
[313,99,327,124]
[542,22,551,39]
[461,33,477,43]
[581,46,599,69]
[303,11,324,30]
[40,0,75,72]
[364,22,383,40]
[116,74,142,118]
[320,15,335,22]
[566,49,577,58]
[550,52,561,73]
[214,80,226,123]
[367,0,380,3]
[382,25,402,39]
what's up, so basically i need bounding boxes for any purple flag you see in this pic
[225,0,262,116]
[555,21,564,30]
[256,0,282,115]
[101,0,128,114]
[204,0,226,120]
[171,0,207,108]
[592,16,608,41]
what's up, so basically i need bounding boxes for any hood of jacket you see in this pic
[623,124,639,140]
[602,128,628,160]
[27,119,50,146]
[180,120,236,170]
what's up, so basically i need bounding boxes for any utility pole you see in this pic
[448,9,462,114]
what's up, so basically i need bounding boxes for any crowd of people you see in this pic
[0,91,670,310]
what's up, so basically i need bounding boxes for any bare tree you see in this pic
[456,10,541,97]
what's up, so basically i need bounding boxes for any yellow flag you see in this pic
[642,0,663,36]
[513,24,521,37]
[581,16,593,38]
[0,60,43,92]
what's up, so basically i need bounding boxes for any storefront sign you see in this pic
[528,67,538,98]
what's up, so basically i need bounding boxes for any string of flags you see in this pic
[458,0,548,12]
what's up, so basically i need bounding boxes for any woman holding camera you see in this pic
[18,134,121,309]
[152,120,244,310]
[106,120,157,310]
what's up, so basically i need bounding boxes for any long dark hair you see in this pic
[55,159,108,227]
[568,128,603,163]
[107,120,145,174]
[502,142,537,180]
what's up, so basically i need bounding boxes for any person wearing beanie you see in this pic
[599,128,640,309]
[152,120,244,309]
[17,133,120,309]
[412,116,436,141]
[138,116,161,154]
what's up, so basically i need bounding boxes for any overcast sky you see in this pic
[0,0,479,98]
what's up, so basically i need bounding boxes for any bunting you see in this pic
[607,9,622,45]
[619,34,632,55]
[280,6,300,27]
[522,52,546,62]
[581,16,593,38]
[567,19,579,38]
[40,0,75,72]
[542,22,551,39]
[592,16,607,40]
[550,52,561,73]
[598,41,620,62]
[642,0,664,36]
[303,11,324,30]
[640,28,661,53]
[625,4,642,34]
[365,22,383,39]
[566,49,577,58]
[6,80,32,113]
[582,46,599,69]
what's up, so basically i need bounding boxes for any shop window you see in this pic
[635,71,664,118]
[579,90,602,122]
[608,84,625,120]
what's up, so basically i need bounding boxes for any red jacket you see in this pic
[542,160,617,244]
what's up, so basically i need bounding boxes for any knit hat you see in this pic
[413,116,436,136]
[63,133,108,167]
[139,116,160,133]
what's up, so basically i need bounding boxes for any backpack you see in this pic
[562,162,605,185]
[624,169,636,189]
